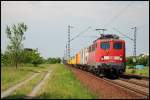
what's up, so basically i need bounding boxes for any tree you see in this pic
[57,58,61,63]
[20,48,43,66]
[5,22,27,69]
[126,56,134,66]
[126,54,149,67]
[137,56,148,66]
[30,50,43,66]
[46,57,61,64]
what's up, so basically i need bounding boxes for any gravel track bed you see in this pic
[66,65,148,99]
[119,78,149,88]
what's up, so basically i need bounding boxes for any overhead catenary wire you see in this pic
[103,1,134,28]
[70,26,92,42]
[89,1,134,42]
[68,1,134,55]
[113,28,134,41]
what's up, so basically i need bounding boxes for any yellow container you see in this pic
[70,59,73,64]
[76,52,81,64]
[67,60,71,64]
[72,57,76,64]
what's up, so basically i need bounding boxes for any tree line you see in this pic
[126,54,149,67]
[1,22,61,68]
[1,49,61,67]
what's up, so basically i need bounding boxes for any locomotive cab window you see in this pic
[100,42,110,50]
[113,42,122,49]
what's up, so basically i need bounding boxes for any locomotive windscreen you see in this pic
[101,42,110,50]
[113,42,122,49]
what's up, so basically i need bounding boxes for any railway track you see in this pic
[119,78,149,88]
[102,77,149,98]
[121,73,149,80]
[67,64,149,98]
[94,73,149,98]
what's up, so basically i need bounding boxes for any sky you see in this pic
[1,1,149,59]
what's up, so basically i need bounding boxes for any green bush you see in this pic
[46,57,61,64]
[126,55,149,66]
[1,49,45,67]
[1,52,13,66]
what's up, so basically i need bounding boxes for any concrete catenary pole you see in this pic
[131,27,137,63]
[68,25,73,61]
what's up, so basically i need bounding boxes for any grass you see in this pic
[125,66,149,77]
[2,63,96,99]
[36,64,97,99]
[1,64,50,91]
[4,72,46,99]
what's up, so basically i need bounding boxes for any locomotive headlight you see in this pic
[100,56,104,60]
[119,56,123,61]
[114,56,122,60]
[104,56,109,60]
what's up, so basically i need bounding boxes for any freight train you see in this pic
[67,34,126,77]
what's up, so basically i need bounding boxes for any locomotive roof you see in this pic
[93,38,125,43]
[93,34,124,43]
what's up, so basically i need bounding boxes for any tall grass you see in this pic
[1,64,50,91]
[1,66,33,91]
[36,64,97,99]
[4,72,46,99]
[125,66,149,76]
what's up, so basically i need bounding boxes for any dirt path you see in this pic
[1,73,39,99]
[26,70,52,99]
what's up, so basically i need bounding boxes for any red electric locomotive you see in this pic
[87,34,126,76]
